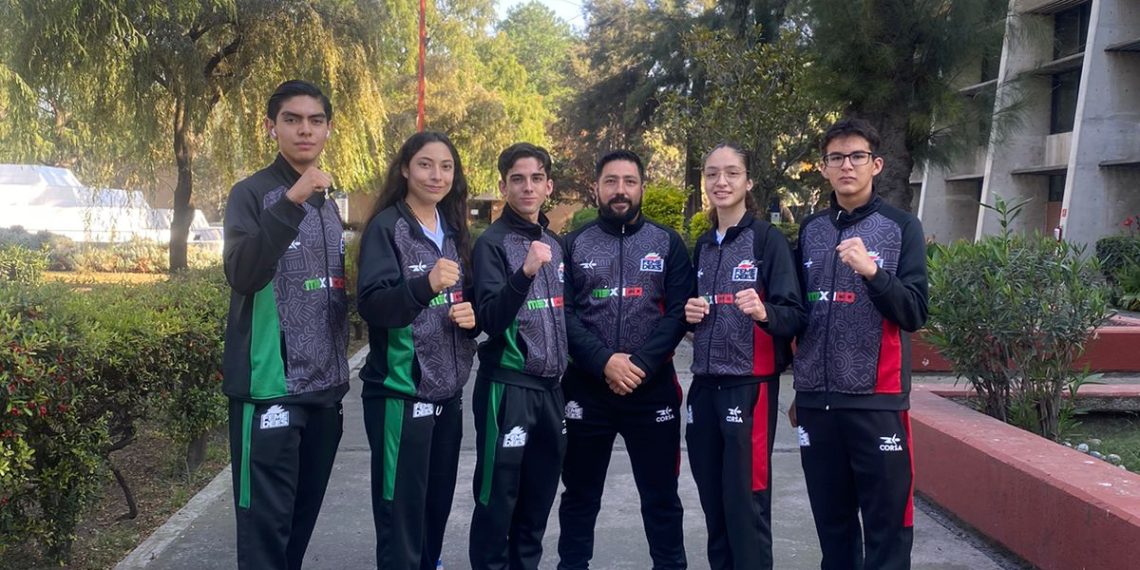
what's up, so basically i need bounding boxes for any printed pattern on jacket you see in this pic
[502,231,567,378]
[262,186,350,396]
[565,222,669,354]
[794,211,901,395]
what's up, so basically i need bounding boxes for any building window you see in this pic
[1050,69,1080,134]
[1054,2,1091,59]
[1048,175,1066,203]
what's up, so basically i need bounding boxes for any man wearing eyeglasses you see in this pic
[790,118,929,570]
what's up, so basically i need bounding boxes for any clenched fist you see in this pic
[286,167,333,205]
[449,301,476,330]
[836,237,878,278]
[429,258,461,293]
[734,288,768,322]
[685,297,710,324]
[522,241,553,278]
[604,353,645,396]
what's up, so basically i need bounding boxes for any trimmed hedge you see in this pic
[0,260,227,564]
[0,227,219,273]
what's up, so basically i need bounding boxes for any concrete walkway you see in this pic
[120,339,1021,569]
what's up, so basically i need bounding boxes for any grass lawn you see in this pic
[44,271,168,284]
[1068,412,1140,473]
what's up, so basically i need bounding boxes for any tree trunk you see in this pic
[684,136,703,219]
[185,433,208,474]
[170,108,194,273]
[111,462,139,521]
[868,112,917,213]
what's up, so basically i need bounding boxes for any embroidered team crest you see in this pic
[640,252,664,273]
[413,402,435,418]
[503,426,528,448]
[565,400,583,420]
[868,250,884,268]
[731,260,758,282]
[260,405,290,430]
[558,262,565,283]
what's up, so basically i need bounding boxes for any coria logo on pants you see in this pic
[655,407,675,422]
[725,406,743,424]
[640,253,664,272]
[879,434,903,452]
[731,260,758,282]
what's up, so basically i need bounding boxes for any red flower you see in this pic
[9,408,20,416]
[6,383,15,395]
[38,405,47,416]
[1126,217,1134,227]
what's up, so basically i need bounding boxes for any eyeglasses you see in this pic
[703,169,746,181]
[822,151,875,168]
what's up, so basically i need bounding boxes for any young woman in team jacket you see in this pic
[356,131,478,570]
[683,143,807,570]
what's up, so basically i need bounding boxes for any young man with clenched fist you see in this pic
[469,143,568,570]
[221,80,348,570]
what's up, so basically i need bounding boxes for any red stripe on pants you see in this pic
[902,410,915,528]
[751,382,770,491]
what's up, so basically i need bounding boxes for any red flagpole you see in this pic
[417,0,426,132]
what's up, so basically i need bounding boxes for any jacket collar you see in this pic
[829,191,881,228]
[720,210,756,244]
[595,209,646,237]
[396,200,454,241]
[500,204,548,241]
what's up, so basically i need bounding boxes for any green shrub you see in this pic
[1095,235,1140,284]
[926,197,1109,440]
[564,207,598,234]
[1115,261,1140,311]
[687,210,711,246]
[775,222,799,250]
[642,181,686,236]
[0,266,228,563]
[0,246,47,285]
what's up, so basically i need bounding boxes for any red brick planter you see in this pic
[912,386,1140,570]
[912,324,1140,373]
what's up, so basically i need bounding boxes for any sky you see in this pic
[496,0,585,30]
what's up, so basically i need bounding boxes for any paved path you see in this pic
[120,339,1020,569]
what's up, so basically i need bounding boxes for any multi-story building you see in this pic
[917,0,1140,247]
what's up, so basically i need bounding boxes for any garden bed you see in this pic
[913,319,1140,373]
[912,386,1140,570]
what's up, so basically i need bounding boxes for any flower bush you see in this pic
[0,262,227,564]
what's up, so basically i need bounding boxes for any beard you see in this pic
[598,197,640,225]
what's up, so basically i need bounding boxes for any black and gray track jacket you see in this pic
[472,206,567,388]
[563,214,694,401]
[222,154,349,406]
[793,192,928,411]
[356,201,478,403]
[691,212,805,384]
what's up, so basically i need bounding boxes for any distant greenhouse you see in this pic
[0,164,220,247]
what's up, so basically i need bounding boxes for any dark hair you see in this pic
[267,80,333,122]
[364,131,472,279]
[595,149,646,181]
[497,143,552,180]
[702,142,757,228]
[820,118,880,155]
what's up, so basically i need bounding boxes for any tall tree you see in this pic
[1,0,393,271]
[497,2,578,106]
[806,0,1008,211]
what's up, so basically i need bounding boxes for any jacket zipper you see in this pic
[316,203,342,386]
[822,210,845,410]
[701,242,725,376]
[616,225,625,350]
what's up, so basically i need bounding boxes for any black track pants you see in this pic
[557,384,686,570]
[363,394,462,570]
[470,380,567,570]
[685,379,779,570]
[228,399,343,570]
[797,406,915,570]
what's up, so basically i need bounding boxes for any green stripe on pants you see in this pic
[383,398,405,501]
[240,403,254,509]
[479,382,506,506]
